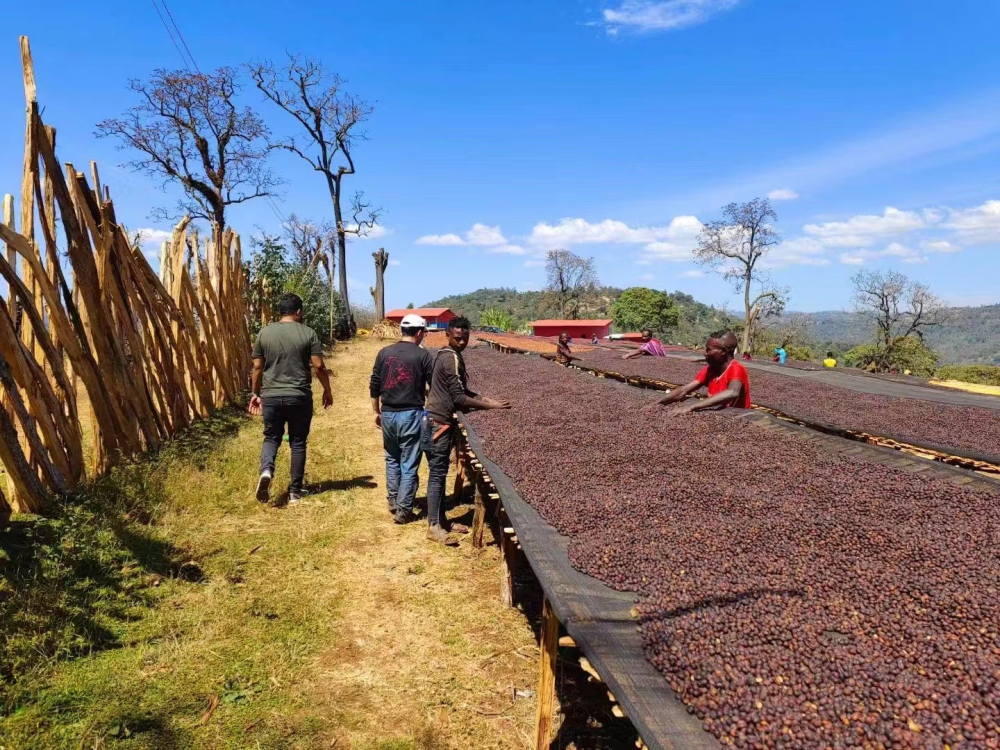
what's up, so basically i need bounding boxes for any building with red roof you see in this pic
[385,308,457,330]
[530,319,613,339]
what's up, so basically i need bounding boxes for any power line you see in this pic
[149,0,191,71]
[159,0,201,73]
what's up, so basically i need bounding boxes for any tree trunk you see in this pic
[742,271,752,353]
[372,247,388,322]
[330,177,353,338]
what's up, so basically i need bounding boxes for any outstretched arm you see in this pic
[676,380,743,414]
[655,378,702,406]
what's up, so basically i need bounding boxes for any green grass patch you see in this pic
[0,405,349,748]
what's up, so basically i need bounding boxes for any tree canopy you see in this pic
[612,287,680,333]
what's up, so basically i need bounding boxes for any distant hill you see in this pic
[424,288,999,365]
[423,287,735,345]
[798,305,1000,365]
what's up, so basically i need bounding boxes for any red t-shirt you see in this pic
[695,360,751,409]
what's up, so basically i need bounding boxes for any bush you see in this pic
[785,345,814,362]
[845,336,938,376]
[935,364,1000,386]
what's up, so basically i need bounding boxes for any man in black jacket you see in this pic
[370,314,435,524]
[423,316,510,544]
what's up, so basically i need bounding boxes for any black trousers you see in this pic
[260,395,313,493]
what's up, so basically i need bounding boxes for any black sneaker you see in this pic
[256,472,272,503]
[394,509,414,525]
[287,489,309,507]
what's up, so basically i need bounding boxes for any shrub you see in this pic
[935,364,1000,386]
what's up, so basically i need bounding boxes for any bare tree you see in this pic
[545,249,599,319]
[250,55,381,338]
[284,214,333,268]
[97,67,278,230]
[695,197,785,353]
[851,269,948,358]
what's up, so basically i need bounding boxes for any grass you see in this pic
[0,339,539,749]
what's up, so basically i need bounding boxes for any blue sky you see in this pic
[4,0,1000,313]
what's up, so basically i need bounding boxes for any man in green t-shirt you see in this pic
[250,293,333,506]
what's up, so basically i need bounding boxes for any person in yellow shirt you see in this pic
[823,351,837,368]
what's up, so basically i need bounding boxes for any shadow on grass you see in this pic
[0,405,250,709]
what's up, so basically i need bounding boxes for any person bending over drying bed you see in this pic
[649,331,750,416]
[555,331,580,365]
[423,316,511,545]
[623,329,666,359]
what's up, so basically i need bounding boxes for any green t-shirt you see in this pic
[252,321,324,399]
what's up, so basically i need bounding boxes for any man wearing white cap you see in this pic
[369,314,435,524]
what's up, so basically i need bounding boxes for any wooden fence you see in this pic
[0,37,251,516]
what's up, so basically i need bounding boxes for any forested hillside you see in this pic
[423,287,735,345]
[801,305,1000,365]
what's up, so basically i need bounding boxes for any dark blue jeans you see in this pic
[382,409,424,513]
[423,416,454,528]
[260,395,313,493]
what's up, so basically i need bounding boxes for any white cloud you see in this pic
[529,216,702,249]
[839,243,928,266]
[135,228,172,246]
[415,223,516,252]
[602,0,743,34]
[353,224,390,239]
[767,188,799,201]
[944,199,1000,242]
[465,223,507,247]
[388,259,401,266]
[680,269,704,278]
[803,207,933,248]
[416,233,465,246]
[921,240,960,253]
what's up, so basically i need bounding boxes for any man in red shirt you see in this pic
[651,331,751,414]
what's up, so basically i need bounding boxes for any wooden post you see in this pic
[451,434,466,506]
[372,247,388,322]
[471,483,486,548]
[534,596,559,750]
[500,514,517,607]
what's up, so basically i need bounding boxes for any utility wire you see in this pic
[159,0,201,73]
[149,0,191,71]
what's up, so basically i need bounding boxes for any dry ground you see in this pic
[2,339,542,748]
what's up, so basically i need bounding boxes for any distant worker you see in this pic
[591,333,599,345]
[424,317,511,545]
[556,331,580,365]
[774,346,787,365]
[370,314,434,525]
[823,351,837,368]
[623,329,666,359]
[250,293,333,506]
[650,331,751,414]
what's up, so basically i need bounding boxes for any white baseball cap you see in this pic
[400,314,428,329]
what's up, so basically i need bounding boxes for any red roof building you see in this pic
[385,308,457,330]
[530,319,613,339]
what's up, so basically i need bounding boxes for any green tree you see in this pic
[845,335,938,376]
[480,308,516,331]
[247,233,343,343]
[612,287,680,333]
